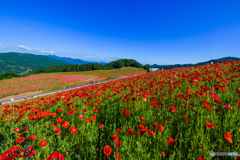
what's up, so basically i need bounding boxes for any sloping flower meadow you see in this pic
[0,60,240,160]
[0,75,94,97]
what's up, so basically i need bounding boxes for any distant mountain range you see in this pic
[0,52,239,76]
[0,52,71,75]
[47,55,107,65]
[151,57,240,69]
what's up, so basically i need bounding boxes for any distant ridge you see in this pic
[151,56,240,69]
[47,55,107,65]
[0,52,71,75]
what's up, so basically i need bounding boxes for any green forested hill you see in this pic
[0,52,71,75]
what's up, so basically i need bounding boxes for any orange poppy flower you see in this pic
[224,132,233,143]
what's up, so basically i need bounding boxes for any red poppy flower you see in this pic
[14,128,21,132]
[103,146,111,156]
[224,132,233,143]
[57,108,62,112]
[183,115,189,121]
[51,113,57,117]
[67,110,74,115]
[205,122,214,129]
[62,122,69,128]
[115,140,122,148]
[18,146,36,157]
[91,116,96,121]
[169,105,176,112]
[28,115,37,120]
[162,151,165,157]
[86,118,91,122]
[71,126,78,134]
[115,152,121,159]
[152,121,157,126]
[46,152,64,160]
[127,129,133,134]
[0,145,19,160]
[99,124,104,128]
[111,134,118,140]
[56,118,64,123]
[54,127,62,135]
[16,137,25,143]
[167,137,175,147]
[158,124,163,133]
[93,108,98,112]
[116,128,122,134]
[197,157,205,160]
[141,117,145,123]
[39,140,48,147]
[29,135,37,141]
[83,109,87,113]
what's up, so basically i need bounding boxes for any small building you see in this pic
[150,68,159,72]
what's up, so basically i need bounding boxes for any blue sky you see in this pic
[0,0,240,65]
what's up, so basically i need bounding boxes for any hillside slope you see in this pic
[0,52,71,75]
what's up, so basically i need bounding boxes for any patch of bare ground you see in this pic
[0,90,43,101]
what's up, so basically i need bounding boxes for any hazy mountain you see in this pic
[47,55,107,65]
[0,52,71,75]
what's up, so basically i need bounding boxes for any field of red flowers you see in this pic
[0,67,145,99]
[0,61,240,160]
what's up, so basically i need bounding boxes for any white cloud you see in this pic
[18,45,32,50]
[17,45,55,54]
[0,44,7,48]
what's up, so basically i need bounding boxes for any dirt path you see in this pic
[0,90,43,101]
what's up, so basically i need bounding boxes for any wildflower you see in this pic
[0,145,19,160]
[111,134,118,140]
[29,135,37,141]
[104,146,111,156]
[62,122,69,128]
[16,137,25,143]
[14,128,21,132]
[205,122,214,128]
[46,152,64,160]
[158,124,163,133]
[91,116,96,121]
[224,132,233,143]
[39,140,48,147]
[99,124,104,128]
[86,118,91,122]
[79,114,83,119]
[116,128,122,133]
[18,146,36,158]
[115,140,122,148]
[54,128,62,135]
[184,115,189,121]
[127,129,133,134]
[115,152,121,159]
[167,137,175,147]
[71,126,78,134]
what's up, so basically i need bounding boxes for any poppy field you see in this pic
[0,67,145,99]
[0,61,240,160]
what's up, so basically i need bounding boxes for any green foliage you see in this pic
[0,72,21,80]
[0,52,71,75]
[143,64,151,72]
[104,59,143,69]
